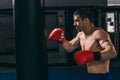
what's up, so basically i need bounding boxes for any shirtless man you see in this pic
[48,9,117,80]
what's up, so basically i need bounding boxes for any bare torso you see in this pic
[63,27,116,73]
[79,29,109,73]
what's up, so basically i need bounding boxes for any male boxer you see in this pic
[48,9,117,80]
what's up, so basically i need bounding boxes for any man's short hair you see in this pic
[73,8,93,23]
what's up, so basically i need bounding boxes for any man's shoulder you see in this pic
[93,27,109,38]
[75,31,84,39]
[94,27,106,34]
[77,31,84,36]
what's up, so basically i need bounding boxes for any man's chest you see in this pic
[79,36,99,50]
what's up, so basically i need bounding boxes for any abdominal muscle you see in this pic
[85,44,110,74]
[87,60,110,73]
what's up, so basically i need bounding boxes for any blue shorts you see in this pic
[87,72,112,80]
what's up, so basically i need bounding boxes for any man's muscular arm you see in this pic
[95,29,117,60]
[49,28,81,52]
[62,32,81,52]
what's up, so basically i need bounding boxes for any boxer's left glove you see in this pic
[48,28,66,44]
[74,50,101,66]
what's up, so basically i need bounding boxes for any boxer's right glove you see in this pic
[48,28,66,44]
[74,50,101,66]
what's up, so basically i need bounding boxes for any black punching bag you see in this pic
[15,0,47,80]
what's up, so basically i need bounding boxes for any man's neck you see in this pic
[84,25,95,36]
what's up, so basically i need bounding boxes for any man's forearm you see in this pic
[100,46,117,60]
[62,40,77,52]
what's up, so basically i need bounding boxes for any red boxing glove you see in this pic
[48,28,66,44]
[73,50,101,66]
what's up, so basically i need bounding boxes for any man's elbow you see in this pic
[113,51,117,59]
[111,48,117,59]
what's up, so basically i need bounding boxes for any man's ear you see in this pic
[84,18,89,23]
